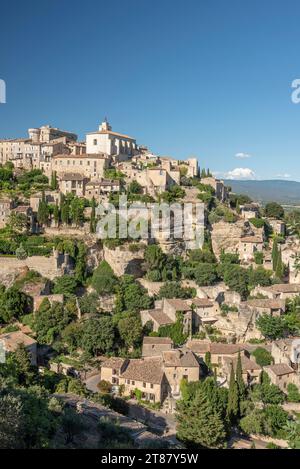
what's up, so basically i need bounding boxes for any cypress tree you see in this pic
[172,266,177,281]
[61,202,70,225]
[272,238,279,271]
[37,191,49,225]
[90,197,96,233]
[236,352,246,402]
[227,363,239,422]
[53,201,60,226]
[51,171,58,190]
[176,387,226,448]
[275,247,284,279]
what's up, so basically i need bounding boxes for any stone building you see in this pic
[85,178,121,200]
[201,177,228,201]
[142,337,174,357]
[100,348,201,407]
[53,153,110,181]
[240,203,260,220]
[86,119,138,159]
[59,173,90,197]
[241,299,286,317]
[0,198,14,228]
[252,283,300,300]
[264,364,297,392]
[223,355,262,386]
[0,331,37,365]
[239,236,264,262]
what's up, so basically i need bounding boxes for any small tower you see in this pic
[99,117,112,132]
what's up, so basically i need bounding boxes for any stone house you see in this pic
[161,349,200,396]
[100,349,200,406]
[85,178,121,200]
[223,355,262,385]
[252,283,300,300]
[59,173,90,197]
[240,203,260,220]
[268,218,286,236]
[100,357,129,386]
[188,297,220,330]
[241,298,286,317]
[86,120,138,159]
[201,177,228,202]
[0,198,14,228]
[0,331,37,365]
[264,364,297,392]
[239,236,264,262]
[186,339,247,368]
[271,338,300,371]
[59,173,89,197]
[140,298,192,334]
[53,153,110,181]
[119,357,169,403]
[142,337,174,357]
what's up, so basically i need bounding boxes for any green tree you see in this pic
[252,347,273,367]
[194,263,219,286]
[53,201,60,226]
[0,393,24,449]
[15,243,27,260]
[256,314,286,340]
[176,387,226,448]
[265,202,284,219]
[236,352,246,402]
[53,275,78,295]
[0,287,29,323]
[50,171,58,190]
[287,383,300,403]
[81,317,115,355]
[90,196,96,233]
[118,315,143,349]
[227,364,239,422]
[91,261,118,296]
[37,191,50,226]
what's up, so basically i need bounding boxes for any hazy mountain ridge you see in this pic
[223,179,300,205]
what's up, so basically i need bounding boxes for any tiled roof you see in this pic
[269,284,300,293]
[147,309,174,326]
[243,299,285,310]
[224,355,262,371]
[87,130,135,140]
[54,153,107,159]
[60,172,88,181]
[264,363,294,376]
[0,331,36,352]
[186,339,245,355]
[143,337,173,345]
[240,236,263,243]
[121,358,164,384]
[165,298,191,311]
[101,357,127,369]
[162,349,199,367]
[190,298,214,308]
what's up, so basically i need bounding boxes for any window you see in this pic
[143,382,146,388]
[131,381,135,385]
[93,139,97,145]
[150,384,153,389]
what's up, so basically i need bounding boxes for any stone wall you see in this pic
[0,251,73,281]
[103,244,146,277]
[211,220,255,259]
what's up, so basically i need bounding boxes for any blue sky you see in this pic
[1,0,300,180]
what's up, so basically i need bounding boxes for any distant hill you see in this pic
[223,179,300,206]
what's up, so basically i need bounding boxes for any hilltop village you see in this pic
[1,121,300,449]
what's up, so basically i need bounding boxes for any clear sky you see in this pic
[1,0,300,180]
